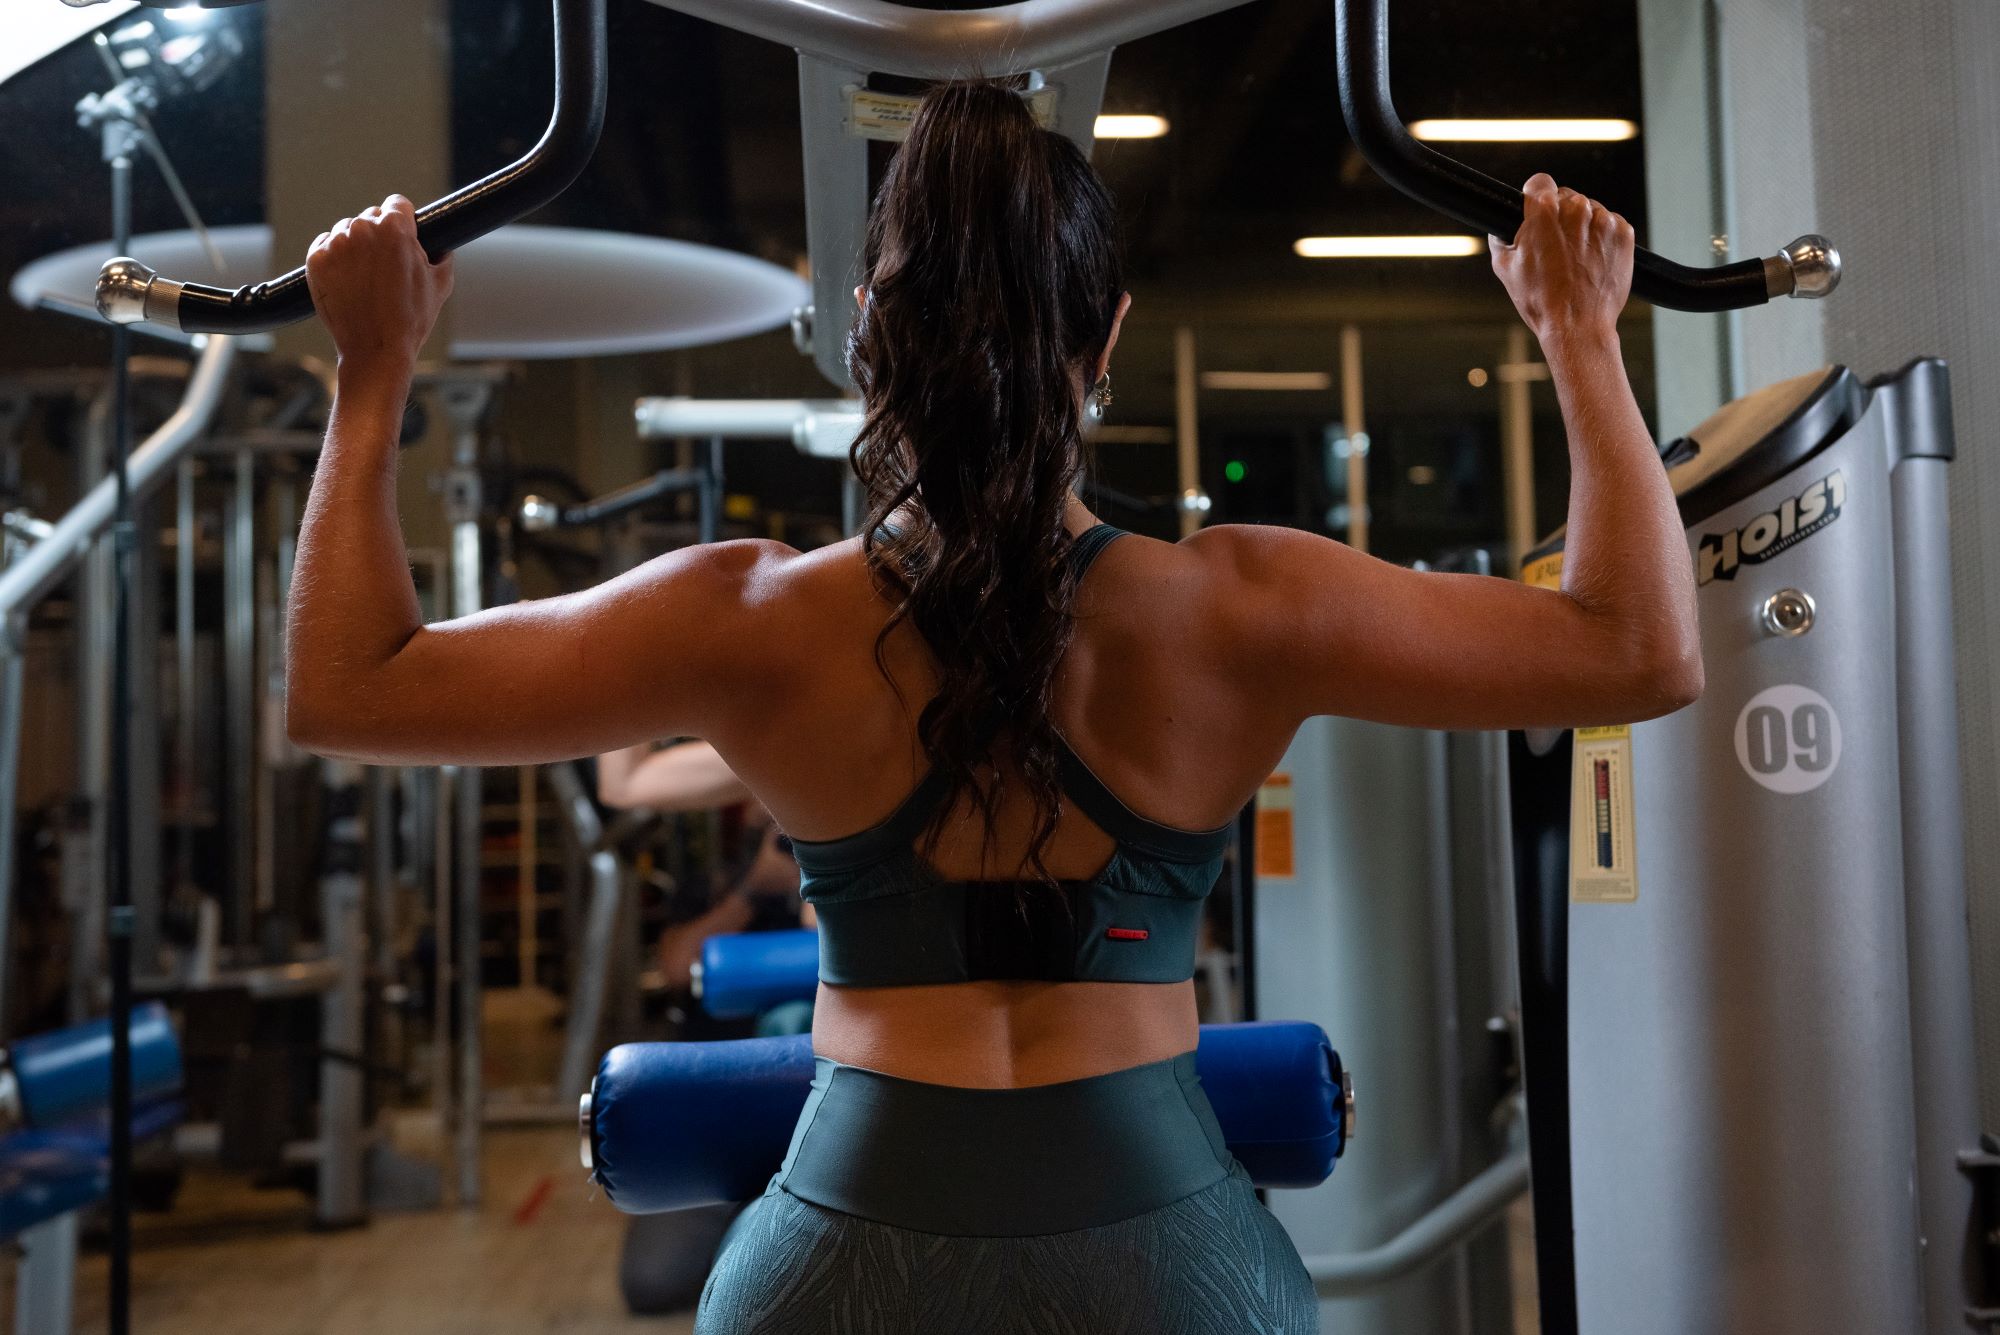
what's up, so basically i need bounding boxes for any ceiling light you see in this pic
[1410,118,1638,143]
[1094,114,1170,139]
[1294,235,1485,259]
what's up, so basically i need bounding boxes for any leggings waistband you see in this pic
[776,1052,1233,1237]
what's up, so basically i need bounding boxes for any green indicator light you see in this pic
[1224,460,1247,483]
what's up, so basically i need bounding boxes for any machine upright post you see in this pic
[796,53,870,389]
[224,447,256,946]
[0,615,23,1038]
[439,374,499,1207]
[549,760,621,1104]
[318,763,369,1228]
[1886,385,1984,1332]
[174,458,197,903]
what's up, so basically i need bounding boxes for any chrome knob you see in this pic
[96,256,161,325]
[1776,234,1842,300]
[578,1086,595,1170]
[1340,1068,1356,1151]
[1761,587,1816,637]
[518,495,562,532]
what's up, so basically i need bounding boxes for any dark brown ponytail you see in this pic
[846,80,1124,878]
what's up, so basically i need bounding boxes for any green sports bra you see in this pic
[791,525,1231,987]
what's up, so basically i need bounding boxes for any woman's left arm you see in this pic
[286,195,791,767]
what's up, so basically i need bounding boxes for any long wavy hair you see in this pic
[846,80,1124,880]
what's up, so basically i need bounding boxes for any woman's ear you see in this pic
[1095,292,1134,381]
[854,285,867,312]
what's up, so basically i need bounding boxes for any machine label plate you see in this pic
[847,87,1060,142]
[1256,772,1296,878]
[1570,725,1637,903]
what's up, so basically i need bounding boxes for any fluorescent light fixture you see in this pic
[1200,371,1334,392]
[1410,118,1638,143]
[1094,114,1170,139]
[1294,235,1485,259]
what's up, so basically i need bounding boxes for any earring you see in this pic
[1087,371,1114,421]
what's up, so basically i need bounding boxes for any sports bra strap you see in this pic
[1054,738,1233,863]
[1067,523,1128,580]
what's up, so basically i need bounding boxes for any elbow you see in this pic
[286,690,339,757]
[1620,636,1705,720]
[286,677,369,761]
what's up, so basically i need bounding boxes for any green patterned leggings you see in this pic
[695,1055,1319,1334]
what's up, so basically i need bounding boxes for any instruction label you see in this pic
[1570,725,1637,903]
[1255,772,1296,879]
[847,86,1060,142]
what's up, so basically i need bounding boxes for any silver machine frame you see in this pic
[0,334,238,1021]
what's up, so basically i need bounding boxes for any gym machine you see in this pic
[1509,361,1990,1335]
[49,4,1847,1335]
[0,1005,183,1334]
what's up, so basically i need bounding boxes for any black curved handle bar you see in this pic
[97,0,608,335]
[1334,0,1839,312]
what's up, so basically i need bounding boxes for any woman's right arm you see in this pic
[1203,174,1702,733]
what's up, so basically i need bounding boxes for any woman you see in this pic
[290,83,1696,1335]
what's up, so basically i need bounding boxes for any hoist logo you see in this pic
[1697,470,1846,586]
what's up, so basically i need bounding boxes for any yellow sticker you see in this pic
[1522,550,1565,591]
[1570,725,1637,903]
[847,86,1059,142]
[1255,772,1296,879]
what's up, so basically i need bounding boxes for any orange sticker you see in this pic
[1256,772,1296,879]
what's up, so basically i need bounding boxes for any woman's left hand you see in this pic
[304,193,455,375]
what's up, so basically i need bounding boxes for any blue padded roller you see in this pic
[6,1003,182,1129]
[587,1020,1348,1213]
[0,1102,187,1239]
[695,929,819,1019]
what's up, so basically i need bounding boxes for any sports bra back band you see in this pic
[790,524,1231,988]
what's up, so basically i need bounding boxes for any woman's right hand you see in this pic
[1489,173,1635,347]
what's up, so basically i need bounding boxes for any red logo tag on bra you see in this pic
[1106,927,1150,942]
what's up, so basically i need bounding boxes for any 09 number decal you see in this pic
[1733,684,1842,794]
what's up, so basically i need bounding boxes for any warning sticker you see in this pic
[1570,725,1637,903]
[1255,772,1296,879]
[847,86,1060,142]
[1522,550,1565,591]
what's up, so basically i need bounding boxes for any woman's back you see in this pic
[714,515,1293,1087]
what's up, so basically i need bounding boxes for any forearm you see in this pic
[596,745,648,807]
[1546,331,1699,674]
[601,742,752,812]
[286,360,425,739]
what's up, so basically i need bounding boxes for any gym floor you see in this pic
[6,1124,687,1335]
